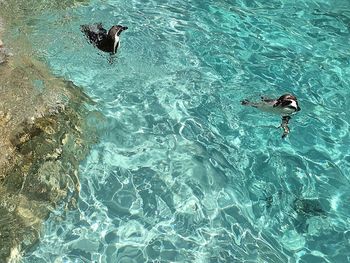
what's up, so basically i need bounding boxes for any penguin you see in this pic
[81,23,128,54]
[241,94,301,138]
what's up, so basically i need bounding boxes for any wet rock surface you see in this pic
[293,198,326,217]
[0,14,97,262]
[0,17,8,64]
[0,46,11,64]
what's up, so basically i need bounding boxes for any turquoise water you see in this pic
[18,0,350,262]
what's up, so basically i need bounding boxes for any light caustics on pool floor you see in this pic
[16,0,350,262]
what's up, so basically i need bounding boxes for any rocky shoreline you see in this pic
[0,16,95,262]
[0,17,8,64]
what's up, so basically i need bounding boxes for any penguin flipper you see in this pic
[81,23,107,34]
[95,23,107,33]
[81,25,98,42]
[81,23,107,45]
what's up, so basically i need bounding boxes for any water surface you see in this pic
[9,0,350,262]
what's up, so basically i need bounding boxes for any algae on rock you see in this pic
[0,16,98,263]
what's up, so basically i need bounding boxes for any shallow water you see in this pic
[6,0,350,262]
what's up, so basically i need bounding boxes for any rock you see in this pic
[0,48,95,263]
[293,198,326,217]
[0,47,9,64]
[0,11,96,262]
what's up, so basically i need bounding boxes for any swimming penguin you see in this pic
[81,23,128,54]
[241,94,301,138]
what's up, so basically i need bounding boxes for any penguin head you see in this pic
[274,94,301,113]
[108,25,128,38]
[278,94,297,102]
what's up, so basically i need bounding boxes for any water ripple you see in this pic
[14,0,350,262]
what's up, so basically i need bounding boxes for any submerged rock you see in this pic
[0,39,7,64]
[292,198,328,234]
[0,45,12,64]
[0,17,8,64]
[293,198,326,217]
[0,31,96,263]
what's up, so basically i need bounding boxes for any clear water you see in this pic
[14,0,350,262]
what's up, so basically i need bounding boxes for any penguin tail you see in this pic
[81,25,93,39]
[241,99,251,106]
[80,24,89,33]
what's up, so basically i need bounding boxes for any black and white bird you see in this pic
[81,23,128,54]
[241,94,301,138]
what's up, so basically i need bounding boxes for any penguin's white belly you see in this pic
[113,35,120,53]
